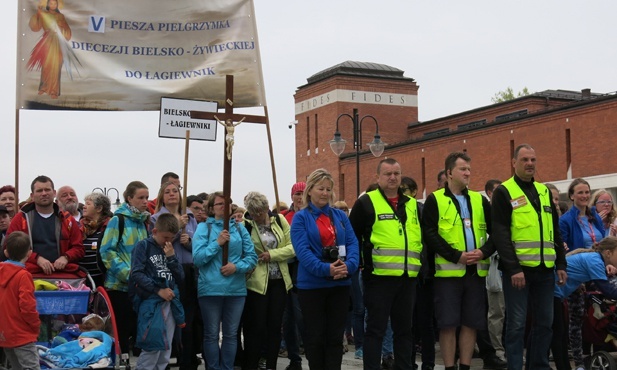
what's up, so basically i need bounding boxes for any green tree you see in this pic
[491,87,530,103]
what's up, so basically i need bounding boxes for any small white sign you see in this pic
[159,97,218,141]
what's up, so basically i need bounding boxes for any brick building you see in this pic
[293,61,617,207]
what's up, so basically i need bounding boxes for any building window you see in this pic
[339,173,345,202]
[306,116,310,151]
[314,114,319,148]
[566,129,571,178]
[510,140,515,177]
[421,157,426,197]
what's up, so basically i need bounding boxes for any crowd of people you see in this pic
[1,143,617,370]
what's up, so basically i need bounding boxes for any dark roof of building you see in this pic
[531,89,602,100]
[405,89,605,128]
[374,90,617,155]
[305,61,414,85]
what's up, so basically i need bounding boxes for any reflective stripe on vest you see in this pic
[433,189,489,277]
[367,190,422,277]
[502,177,555,268]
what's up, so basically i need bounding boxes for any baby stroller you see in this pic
[582,291,617,370]
[30,267,128,369]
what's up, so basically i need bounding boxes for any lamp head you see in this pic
[329,132,346,156]
[368,134,385,157]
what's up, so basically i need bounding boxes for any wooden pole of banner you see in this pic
[182,130,190,216]
[14,109,20,203]
[263,106,280,213]
[190,75,267,265]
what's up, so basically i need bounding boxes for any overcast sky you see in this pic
[1,1,616,207]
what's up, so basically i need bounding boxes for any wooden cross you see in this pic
[190,75,266,264]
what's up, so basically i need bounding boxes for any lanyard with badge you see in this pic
[578,216,597,244]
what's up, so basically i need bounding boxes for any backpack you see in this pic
[243,214,284,235]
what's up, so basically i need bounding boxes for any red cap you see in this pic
[291,182,306,196]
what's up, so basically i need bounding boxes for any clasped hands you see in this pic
[37,255,69,275]
[457,249,484,265]
[329,259,348,280]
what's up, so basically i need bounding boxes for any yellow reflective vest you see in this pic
[501,177,556,268]
[367,190,422,277]
[433,189,489,277]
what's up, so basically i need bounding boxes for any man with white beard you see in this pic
[56,185,82,222]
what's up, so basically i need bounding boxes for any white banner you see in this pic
[16,0,266,111]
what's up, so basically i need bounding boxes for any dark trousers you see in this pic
[298,285,350,370]
[551,297,570,370]
[107,290,138,355]
[243,279,288,369]
[350,270,365,350]
[364,276,417,370]
[177,264,201,370]
[282,288,305,364]
[411,277,435,367]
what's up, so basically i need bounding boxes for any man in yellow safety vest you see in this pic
[423,152,496,370]
[491,144,567,370]
[349,158,422,370]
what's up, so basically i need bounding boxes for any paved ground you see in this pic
[141,343,487,369]
[271,344,485,370]
[130,346,590,370]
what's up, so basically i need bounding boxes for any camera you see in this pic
[322,246,339,262]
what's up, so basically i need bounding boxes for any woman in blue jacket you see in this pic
[192,192,257,370]
[290,169,359,370]
[560,178,605,252]
[558,177,606,370]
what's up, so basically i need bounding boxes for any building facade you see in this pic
[293,61,617,207]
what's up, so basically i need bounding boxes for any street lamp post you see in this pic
[92,187,122,210]
[329,108,385,198]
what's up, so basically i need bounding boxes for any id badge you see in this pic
[338,245,347,258]
[511,196,528,209]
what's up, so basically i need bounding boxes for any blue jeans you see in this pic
[503,269,554,370]
[199,296,245,370]
[382,319,393,356]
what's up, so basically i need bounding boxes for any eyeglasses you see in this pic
[213,202,225,207]
[597,200,613,205]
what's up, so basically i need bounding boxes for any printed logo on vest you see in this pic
[377,214,396,221]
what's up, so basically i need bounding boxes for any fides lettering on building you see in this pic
[294,89,419,114]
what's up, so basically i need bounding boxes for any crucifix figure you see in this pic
[215,115,245,160]
[190,75,267,264]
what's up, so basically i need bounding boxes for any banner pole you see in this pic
[14,108,20,203]
[182,130,190,215]
[263,106,280,212]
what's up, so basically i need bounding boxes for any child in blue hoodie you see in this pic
[129,213,185,370]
